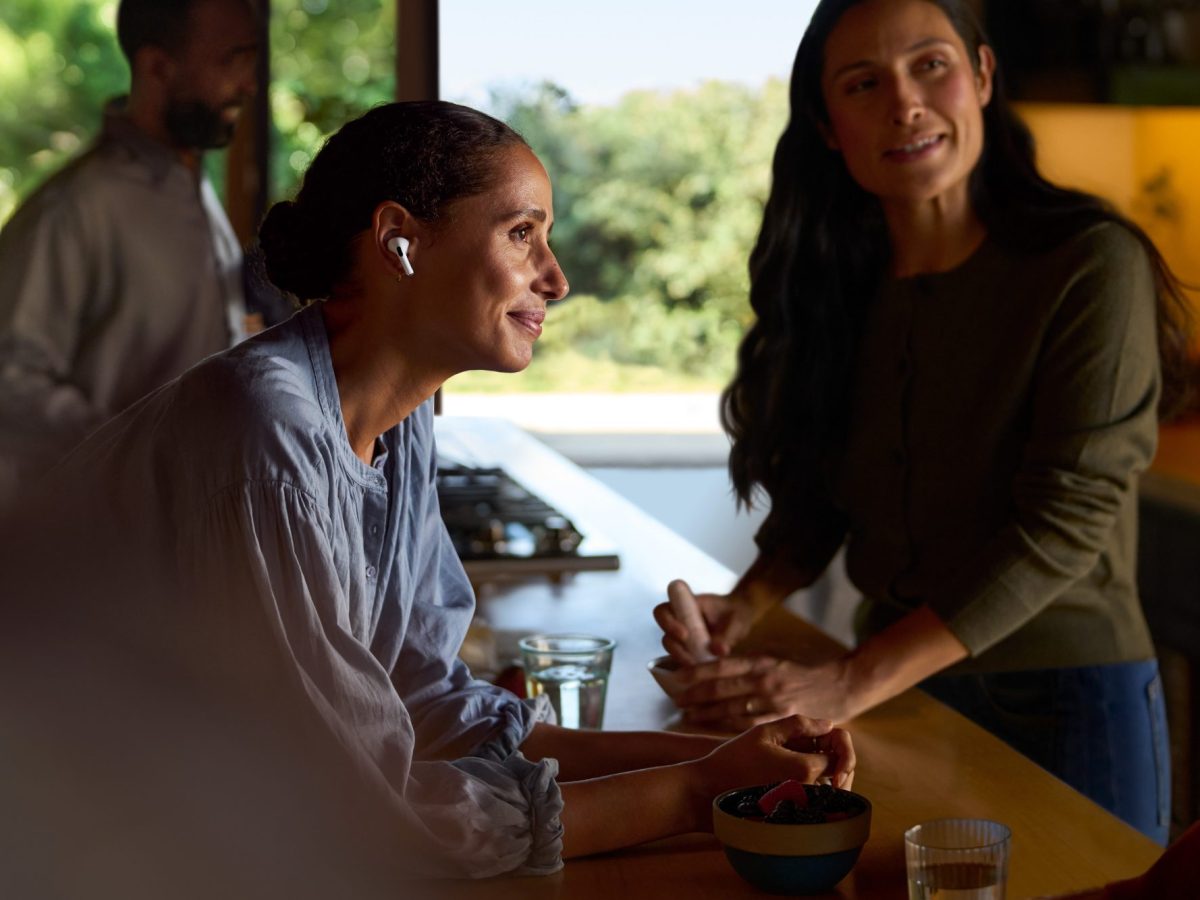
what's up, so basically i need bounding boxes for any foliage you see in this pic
[269,0,395,202]
[0,0,125,222]
[0,0,395,218]
[1,2,788,392]
[454,78,788,391]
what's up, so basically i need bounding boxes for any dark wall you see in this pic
[985,1,1200,104]
[1138,492,1200,838]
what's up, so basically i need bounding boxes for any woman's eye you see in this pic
[512,226,531,242]
[846,77,876,94]
[918,57,947,73]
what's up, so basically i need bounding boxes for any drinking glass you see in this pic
[905,818,1011,900]
[518,634,615,729]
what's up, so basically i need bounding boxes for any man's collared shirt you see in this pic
[0,98,245,502]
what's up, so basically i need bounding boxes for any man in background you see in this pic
[0,0,258,504]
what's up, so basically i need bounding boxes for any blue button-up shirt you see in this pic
[3,304,562,878]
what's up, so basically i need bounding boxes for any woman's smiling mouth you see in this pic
[507,308,545,337]
[883,133,946,162]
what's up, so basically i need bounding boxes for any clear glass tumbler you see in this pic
[518,633,616,729]
[905,818,1011,900]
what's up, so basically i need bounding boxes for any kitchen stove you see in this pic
[436,464,619,580]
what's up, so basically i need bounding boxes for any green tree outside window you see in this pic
[2,0,785,392]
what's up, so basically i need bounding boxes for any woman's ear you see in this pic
[976,45,997,108]
[372,201,420,279]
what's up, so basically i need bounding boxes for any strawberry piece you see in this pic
[757,779,810,815]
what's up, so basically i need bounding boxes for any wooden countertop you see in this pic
[436,416,1163,899]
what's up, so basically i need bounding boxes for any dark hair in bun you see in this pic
[259,101,527,302]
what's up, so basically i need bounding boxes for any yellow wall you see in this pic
[1018,104,1140,210]
[1018,103,1200,351]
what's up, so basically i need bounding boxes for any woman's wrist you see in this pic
[737,553,805,610]
[838,647,888,718]
[678,756,722,832]
[646,761,710,835]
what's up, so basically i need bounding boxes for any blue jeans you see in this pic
[921,660,1171,845]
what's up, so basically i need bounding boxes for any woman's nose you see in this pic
[889,76,925,125]
[537,252,569,302]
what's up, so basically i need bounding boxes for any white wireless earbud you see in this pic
[387,236,415,276]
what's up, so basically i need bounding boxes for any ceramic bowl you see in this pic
[712,784,872,895]
[647,654,687,701]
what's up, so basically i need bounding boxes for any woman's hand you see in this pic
[681,715,856,828]
[700,714,855,788]
[665,605,971,730]
[558,715,855,856]
[653,581,766,664]
[674,655,857,728]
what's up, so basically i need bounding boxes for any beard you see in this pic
[163,97,239,150]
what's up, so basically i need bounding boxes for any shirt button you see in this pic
[366,565,377,579]
[370,525,379,536]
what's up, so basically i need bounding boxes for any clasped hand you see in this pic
[697,715,856,796]
[653,583,856,727]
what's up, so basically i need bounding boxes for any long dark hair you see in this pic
[259,101,527,302]
[722,0,1194,515]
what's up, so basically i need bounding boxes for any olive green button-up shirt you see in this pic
[769,222,1159,673]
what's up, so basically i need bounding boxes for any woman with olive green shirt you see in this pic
[837,220,1158,675]
[656,0,1190,844]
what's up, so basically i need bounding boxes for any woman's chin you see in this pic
[503,343,536,373]
[478,351,534,376]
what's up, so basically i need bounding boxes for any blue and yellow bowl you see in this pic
[712,785,872,895]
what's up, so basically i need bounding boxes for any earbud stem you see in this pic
[388,236,415,277]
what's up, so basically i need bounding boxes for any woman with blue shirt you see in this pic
[0,101,853,885]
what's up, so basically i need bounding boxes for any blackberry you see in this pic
[735,796,762,818]
[766,799,799,823]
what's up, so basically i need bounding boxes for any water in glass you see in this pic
[908,862,1004,900]
[526,663,609,729]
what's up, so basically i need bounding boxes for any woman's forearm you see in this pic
[555,716,855,858]
[735,551,815,609]
[521,722,722,781]
[558,763,703,858]
[841,605,969,717]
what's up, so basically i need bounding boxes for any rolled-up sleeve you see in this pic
[181,479,564,877]
[407,751,565,877]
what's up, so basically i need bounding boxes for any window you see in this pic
[439,2,819,440]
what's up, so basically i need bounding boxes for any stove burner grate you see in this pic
[436,465,585,560]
